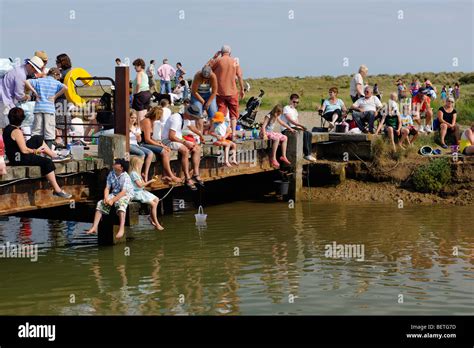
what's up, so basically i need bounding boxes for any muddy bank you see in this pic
[304,180,474,206]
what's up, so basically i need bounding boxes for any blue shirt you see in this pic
[28,77,65,114]
[0,65,28,108]
[323,98,345,114]
[106,171,134,198]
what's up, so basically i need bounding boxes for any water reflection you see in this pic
[0,202,472,315]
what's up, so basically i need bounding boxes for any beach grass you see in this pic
[244,72,474,125]
[81,71,474,125]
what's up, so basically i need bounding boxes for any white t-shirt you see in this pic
[388,99,399,115]
[161,107,172,124]
[212,122,228,142]
[152,120,162,141]
[130,125,140,145]
[280,105,298,132]
[350,73,364,97]
[161,113,183,141]
[69,117,84,138]
[353,96,382,112]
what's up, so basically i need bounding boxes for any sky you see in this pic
[0,0,473,79]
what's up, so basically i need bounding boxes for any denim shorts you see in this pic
[130,144,153,157]
[141,143,164,155]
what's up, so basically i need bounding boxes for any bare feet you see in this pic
[225,161,232,167]
[154,224,164,231]
[162,176,173,184]
[171,176,182,183]
[116,228,125,239]
[147,216,157,227]
[231,160,239,166]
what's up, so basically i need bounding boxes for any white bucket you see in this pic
[194,205,207,224]
[70,145,84,160]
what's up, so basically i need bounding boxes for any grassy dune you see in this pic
[82,72,474,125]
[244,72,474,125]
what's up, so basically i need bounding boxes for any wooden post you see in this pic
[286,131,304,202]
[114,66,130,154]
[97,202,140,246]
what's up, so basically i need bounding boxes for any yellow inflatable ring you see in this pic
[64,68,94,106]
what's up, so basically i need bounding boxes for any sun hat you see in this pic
[212,112,225,123]
[185,104,204,119]
[34,50,48,62]
[26,56,45,73]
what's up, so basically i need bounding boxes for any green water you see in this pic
[0,201,472,315]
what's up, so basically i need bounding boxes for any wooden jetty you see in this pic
[0,67,337,244]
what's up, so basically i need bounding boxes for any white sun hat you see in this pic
[26,56,45,73]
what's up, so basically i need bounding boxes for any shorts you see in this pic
[213,139,232,145]
[96,194,130,214]
[130,144,153,157]
[266,131,287,142]
[406,126,418,135]
[32,112,56,141]
[141,143,164,155]
[383,126,400,140]
[162,139,183,151]
[216,94,239,120]
[132,91,152,111]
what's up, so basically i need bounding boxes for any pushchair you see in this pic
[237,89,264,130]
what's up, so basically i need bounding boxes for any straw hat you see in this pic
[26,56,45,73]
[34,50,48,62]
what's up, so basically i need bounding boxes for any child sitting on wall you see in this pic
[210,112,238,167]
[87,158,134,239]
[129,156,164,231]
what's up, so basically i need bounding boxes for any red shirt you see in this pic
[412,94,431,112]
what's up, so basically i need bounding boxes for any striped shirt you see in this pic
[28,77,64,114]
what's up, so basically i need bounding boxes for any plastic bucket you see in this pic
[70,145,84,160]
[419,146,433,156]
[274,180,289,196]
[194,205,207,224]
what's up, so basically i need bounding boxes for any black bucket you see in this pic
[335,124,346,133]
[312,127,329,133]
[274,180,289,195]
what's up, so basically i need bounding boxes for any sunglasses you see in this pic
[292,100,299,104]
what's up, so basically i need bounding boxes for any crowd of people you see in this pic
[1,51,473,239]
[317,65,471,152]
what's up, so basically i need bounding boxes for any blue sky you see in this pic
[0,0,472,79]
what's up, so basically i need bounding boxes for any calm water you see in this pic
[0,201,472,315]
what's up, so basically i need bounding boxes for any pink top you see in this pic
[157,64,176,81]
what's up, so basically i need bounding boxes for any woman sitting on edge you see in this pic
[459,123,474,155]
[140,107,181,184]
[261,105,291,168]
[319,87,347,130]
[129,109,153,181]
[3,107,71,198]
[438,97,460,149]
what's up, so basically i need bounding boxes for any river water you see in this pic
[0,201,472,315]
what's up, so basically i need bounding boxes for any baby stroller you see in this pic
[237,89,264,130]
